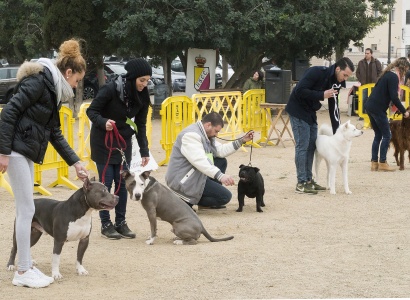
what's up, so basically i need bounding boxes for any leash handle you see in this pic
[102,123,127,195]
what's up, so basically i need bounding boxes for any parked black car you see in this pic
[0,66,19,104]
[82,63,127,100]
[83,71,100,100]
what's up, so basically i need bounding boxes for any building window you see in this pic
[406,45,410,56]
[374,10,379,18]
[406,10,410,24]
[371,44,377,51]
[391,8,395,23]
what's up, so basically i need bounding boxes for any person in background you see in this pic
[165,112,254,210]
[364,57,410,172]
[356,48,382,86]
[243,70,264,92]
[285,57,355,195]
[356,48,382,106]
[87,58,151,240]
[0,38,89,288]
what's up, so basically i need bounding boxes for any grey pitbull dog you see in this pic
[121,170,234,245]
[7,178,118,279]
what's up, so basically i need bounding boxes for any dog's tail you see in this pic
[318,124,333,136]
[202,227,234,242]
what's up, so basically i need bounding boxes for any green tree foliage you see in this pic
[0,0,45,63]
[0,0,396,90]
[43,0,118,116]
[102,0,395,88]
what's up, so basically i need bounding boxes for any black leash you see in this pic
[216,130,254,166]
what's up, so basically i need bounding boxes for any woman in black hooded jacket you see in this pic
[86,58,151,240]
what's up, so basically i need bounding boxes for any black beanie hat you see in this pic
[125,58,152,79]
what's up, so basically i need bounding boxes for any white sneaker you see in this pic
[32,267,54,284]
[12,269,50,288]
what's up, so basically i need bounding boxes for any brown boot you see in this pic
[371,161,378,171]
[378,161,396,172]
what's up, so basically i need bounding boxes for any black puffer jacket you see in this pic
[86,76,150,164]
[0,62,80,165]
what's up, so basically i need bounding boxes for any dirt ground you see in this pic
[1,87,410,299]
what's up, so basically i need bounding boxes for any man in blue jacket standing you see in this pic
[285,57,354,194]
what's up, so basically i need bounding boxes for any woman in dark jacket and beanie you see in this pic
[86,58,151,240]
[0,39,89,288]
[364,57,410,172]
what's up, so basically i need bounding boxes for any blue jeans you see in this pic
[96,163,128,227]
[199,157,232,207]
[367,111,391,162]
[289,116,317,184]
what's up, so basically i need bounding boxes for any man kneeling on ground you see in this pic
[165,112,254,210]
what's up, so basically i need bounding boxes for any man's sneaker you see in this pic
[295,182,318,195]
[101,223,122,240]
[310,180,326,191]
[12,269,50,288]
[32,267,54,284]
[115,221,136,239]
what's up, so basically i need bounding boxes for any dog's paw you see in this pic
[145,237,155,245]
[52,272,63,279]
[345,190,352,195]
[173,240,184,245]
[330,190,336,195]
[257,208,263,213]
[236,207,243,212]
[6,264,15,271]
[77,264,89,276]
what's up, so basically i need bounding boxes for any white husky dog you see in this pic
[314,120,363,195]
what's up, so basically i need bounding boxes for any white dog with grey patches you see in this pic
[314,120,363,195]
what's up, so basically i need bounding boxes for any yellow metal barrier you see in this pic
[192,92,242,140]
[242,89,268,147]
[77,103,97,174]
[356,83,410,129]
[34,106,78,195]
[356,83,374,129]
[158,96,195,166]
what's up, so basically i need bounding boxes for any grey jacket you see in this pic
[165,121,242,204]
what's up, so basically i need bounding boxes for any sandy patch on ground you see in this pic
[1,88,409,299]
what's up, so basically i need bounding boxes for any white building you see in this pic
[312,1,410,67]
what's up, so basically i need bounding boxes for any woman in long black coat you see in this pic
[87,58,152,240]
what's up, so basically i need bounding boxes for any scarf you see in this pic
[37,58,74,105]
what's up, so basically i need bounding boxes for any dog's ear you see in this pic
[120,170,131,180]
[90,176,96,181]
[141,170,151,179]
[253,167,260,173]
[239,164,245,168]
[83,177,91,192]
[343,121,350,129]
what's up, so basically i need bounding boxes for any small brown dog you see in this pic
[389,107,410,170]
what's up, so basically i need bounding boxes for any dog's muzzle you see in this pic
[132,193,142,201]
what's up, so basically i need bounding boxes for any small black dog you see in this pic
[237,164,265,212]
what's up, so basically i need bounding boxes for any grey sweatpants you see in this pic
[7,154,35,272]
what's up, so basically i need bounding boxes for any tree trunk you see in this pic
[334,45,344,62]
[162,56,173,96]
[68,80,83,119]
